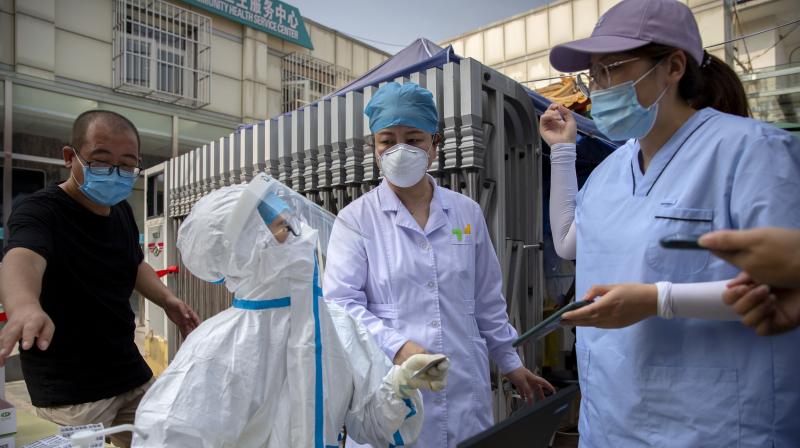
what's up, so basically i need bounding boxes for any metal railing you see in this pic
[740,62,800,124]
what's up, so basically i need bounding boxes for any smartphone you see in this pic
[660,234,705,250]
[410,354,448,380]
[513,300,592,347]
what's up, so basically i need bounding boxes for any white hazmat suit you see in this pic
[132,174,446,447]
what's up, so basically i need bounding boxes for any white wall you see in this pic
[309,24,336,64]
[56,0,112,42]
[441,0,731,86]
[166,5,389,120]
[504,18,526,61]
[53,0,113,87]
[55,31,112,87]
[0,1,15,66]
[14,0,56,79]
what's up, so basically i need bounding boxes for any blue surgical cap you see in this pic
[364,82,438,134]
[257,193,290,225]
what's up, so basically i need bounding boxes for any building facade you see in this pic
[0,0,389,236]
[440,0,799,124]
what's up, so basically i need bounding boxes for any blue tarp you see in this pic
[326,38,617,148]
[324,38,617,187]
[241,39,617,187]
[325,38,458,100]
[253,38,617,200]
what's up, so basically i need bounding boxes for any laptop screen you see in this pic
[457,384,578,448]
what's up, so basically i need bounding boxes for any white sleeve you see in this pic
[345,368,424,447]
[549,143,578,260]
[327,303,424,446]
[656,280,739,320]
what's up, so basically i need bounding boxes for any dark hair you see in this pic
[71,109,141,153]
[628,44,751,118]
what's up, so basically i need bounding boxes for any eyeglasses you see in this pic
[71,147,142,178]
[576,57,641,97]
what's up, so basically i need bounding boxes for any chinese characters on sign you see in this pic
[183,0,313,49]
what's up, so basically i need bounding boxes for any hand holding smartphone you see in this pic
[410,354,448,380]
[513,300,592,347]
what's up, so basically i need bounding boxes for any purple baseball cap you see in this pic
[550,0,703,72]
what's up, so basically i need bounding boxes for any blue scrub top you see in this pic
[574,108,800,447]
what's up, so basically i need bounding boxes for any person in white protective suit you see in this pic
[131,173,450,447]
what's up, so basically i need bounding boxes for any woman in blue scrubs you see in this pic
[541,0,800,446]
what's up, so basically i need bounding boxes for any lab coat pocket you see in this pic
[463,300,481,338]
[470,336,493,405]
[450,240,476,301]
[640,366,740,447]
[646,206,712,276]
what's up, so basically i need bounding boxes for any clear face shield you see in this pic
[256,192,302,244]
[223,173,360,261]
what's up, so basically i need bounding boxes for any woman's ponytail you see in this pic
[683,50,751,117]
[631,44,751,118]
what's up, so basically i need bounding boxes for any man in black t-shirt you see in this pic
[0,110,200,448]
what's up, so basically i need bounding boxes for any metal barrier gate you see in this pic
[143,57,544,421]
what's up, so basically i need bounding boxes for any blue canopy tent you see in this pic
[325,38,457,100]
[322,38,617,229]
[326,38,617,183]
[252,38,616,240]
[328,38,615,145]
[261,38,617,177]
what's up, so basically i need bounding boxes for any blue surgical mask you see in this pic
[590,62,668,141]
[72,153,136,207]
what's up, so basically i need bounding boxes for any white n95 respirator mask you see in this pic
[379,143,430,188]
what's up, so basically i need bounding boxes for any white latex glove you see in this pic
[391,353,450,398]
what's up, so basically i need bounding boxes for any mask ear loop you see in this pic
[648,83,670,110]
[631,58,664,87]
[633,58,670,110]
[69,146,85,185]
[429,133,441,164]
[70,146,84,166]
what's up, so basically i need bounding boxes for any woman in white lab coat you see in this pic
[324,82,554,448]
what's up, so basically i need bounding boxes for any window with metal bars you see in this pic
[112,0,212,108]
[281,53,353,113]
